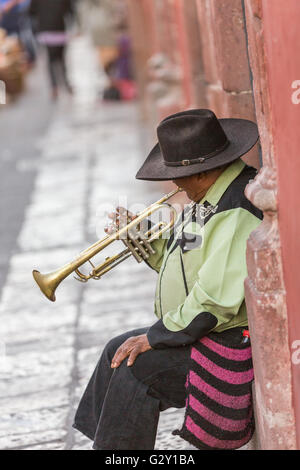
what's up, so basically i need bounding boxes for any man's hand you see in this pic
[111,334,152,368]
[104,207,137,235]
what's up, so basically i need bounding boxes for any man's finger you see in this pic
[108,212,117,221]
[111,345,131,368]
[104,223,117,234]
[127,347,141,367]
[116,207,137,221]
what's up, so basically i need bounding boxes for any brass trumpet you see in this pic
[32,188,181,302]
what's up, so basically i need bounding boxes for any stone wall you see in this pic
[243,0,300,449]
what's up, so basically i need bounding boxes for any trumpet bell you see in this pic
[32,270,58,302]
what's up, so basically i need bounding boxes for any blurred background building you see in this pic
[0,0,300,450]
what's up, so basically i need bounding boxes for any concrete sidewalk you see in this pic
[0,37,186,450]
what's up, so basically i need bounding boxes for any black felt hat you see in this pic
[136,109,259,181]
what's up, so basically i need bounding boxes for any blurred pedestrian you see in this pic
[0,0,20,35]
[18,0,36,65]
[102,31,136,102]
[29,0,75,99]
[101,17,135,101]
[0,0,35,67]
[113,23,136,101]
[77,0,119,100]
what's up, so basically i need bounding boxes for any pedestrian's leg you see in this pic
[45,46,59,99]
[59,45,73,94]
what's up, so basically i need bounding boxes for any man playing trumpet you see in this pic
[73,109,262,450]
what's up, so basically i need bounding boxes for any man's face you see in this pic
[173,175,201,202]
[173,167,225,202]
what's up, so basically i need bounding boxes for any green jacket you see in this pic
[146,159,262,349]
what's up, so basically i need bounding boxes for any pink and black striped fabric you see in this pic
[173,328,255,450]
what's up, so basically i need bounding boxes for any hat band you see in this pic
[164,140,230,167]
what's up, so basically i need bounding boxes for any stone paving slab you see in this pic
[0,372,71,398]
[0,427,67,450]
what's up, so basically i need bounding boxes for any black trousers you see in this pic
[45,45,68,90]
[73,327,191,450]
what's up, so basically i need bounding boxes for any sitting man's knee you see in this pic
[103,335,122,361]
[103,330,138,362]
[103,329,148,362]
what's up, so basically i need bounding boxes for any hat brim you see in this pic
[135,119,259,181]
